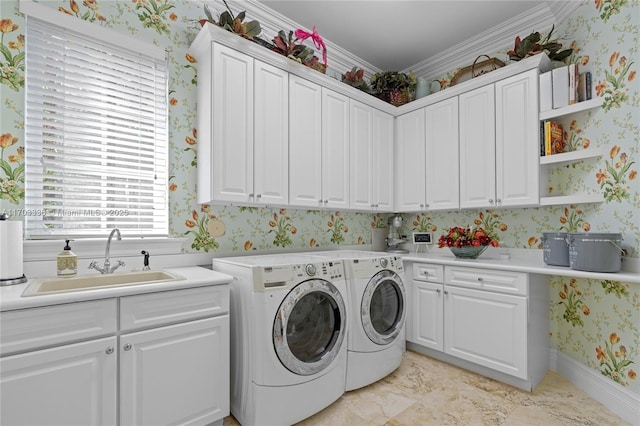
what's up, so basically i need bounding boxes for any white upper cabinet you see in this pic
[372,109,395,211]
[349,99,374,210]
[459,84,496,209]
[322,88,350,210]
[395,108,426,211]
[460,70,539,209]
[349,101,394,211]
[254,61,289,205]
[289,75,323,208]
[207,44,254,204]
[190,25,550,212]
[425,97,460,210]
[495,69,539,207]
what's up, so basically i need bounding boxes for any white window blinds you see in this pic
[24,16,169,238]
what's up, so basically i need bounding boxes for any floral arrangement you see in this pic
[272,29,327,73]
[370,71,416,106]
[437,226,498,248]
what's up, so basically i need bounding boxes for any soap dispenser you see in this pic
[57,240,77,277]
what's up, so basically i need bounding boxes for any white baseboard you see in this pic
[549,349,640,425]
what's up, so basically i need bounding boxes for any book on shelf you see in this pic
[552,65,569,109]
[569,64,578,105]
[542,120,564,156]
[585,71,592,100]
[539,71,553,112]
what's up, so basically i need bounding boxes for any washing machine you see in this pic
[211,254,349,426]
[310,250,406,391]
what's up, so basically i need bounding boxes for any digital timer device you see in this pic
[412,232,433,245]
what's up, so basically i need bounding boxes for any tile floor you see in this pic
[224,350,630,425]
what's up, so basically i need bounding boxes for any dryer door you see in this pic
[361,270,406,345]
[273,279,347,376]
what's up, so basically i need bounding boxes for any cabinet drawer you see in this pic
[0,299,117,355]
[412,263,444,283]
[445,266,527,296]
[120,285,230,332]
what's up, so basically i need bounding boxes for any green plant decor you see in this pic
[202,1,261,39]
[507,25,572,62]
[342,67,370,93]
[370,71,416,106]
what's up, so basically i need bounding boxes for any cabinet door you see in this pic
[289,75,322,208]
[372,109,395,211]
[495,69,539,207]
[254,61,289,205]
[322,88,350,209]
[444,286,527,379]
[212,44,254,203]
[412,281,444,351]
[459,84,496,209]
[1,337,117,426]
[425,97,459,210]
[395,108,426,211]
[120,316,230,426]
[349,99,373,210]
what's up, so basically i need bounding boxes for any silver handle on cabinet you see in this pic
[436,288,441,294]
[123,343,132,351]
[444,290,449,295]
[477,277,484,281]
[488,199,494,204]
[496,198,502,204]
[256,194,262,199]
[105,346,114,355]
[420,204,424,208]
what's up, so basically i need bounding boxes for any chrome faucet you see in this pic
[89,228,125,274]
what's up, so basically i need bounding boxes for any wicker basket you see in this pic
[378,88,412,106]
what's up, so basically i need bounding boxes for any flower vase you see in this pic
[449,246,488,259]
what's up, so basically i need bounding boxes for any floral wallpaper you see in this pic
[0,0,638,396]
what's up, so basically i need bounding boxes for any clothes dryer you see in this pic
[211,254,349,426]
[310,250,406,391]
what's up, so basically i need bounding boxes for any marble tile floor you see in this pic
[224,350,630,426]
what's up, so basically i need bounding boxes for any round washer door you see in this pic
[361,270,405,345]
[273,279,347,376]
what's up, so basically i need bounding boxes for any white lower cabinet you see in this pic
[1,336,118,426]
[444,285,527,379]
[0,285,230,426]
[407,261,548,391]
[120,316,229,426]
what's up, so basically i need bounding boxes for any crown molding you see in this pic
[407,3,558,81]
[225,0,381,79]
[195,0,583,83]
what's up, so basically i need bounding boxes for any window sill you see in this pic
[23,237,186,262]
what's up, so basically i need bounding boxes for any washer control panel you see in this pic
[293,261,343,280]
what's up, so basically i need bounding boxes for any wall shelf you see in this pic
[540,147,605,166]
[539,97,603,121]
[539,193,604,206]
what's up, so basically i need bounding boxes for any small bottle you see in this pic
[57,240,78,277]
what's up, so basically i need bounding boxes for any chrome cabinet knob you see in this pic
[123,343,132,351]
[105,346,114,355]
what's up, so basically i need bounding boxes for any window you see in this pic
[24,14,168,239]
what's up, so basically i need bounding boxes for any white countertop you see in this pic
[0,266,233,312]
[401,248,640,284]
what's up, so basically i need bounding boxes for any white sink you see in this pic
[23,270,185,296]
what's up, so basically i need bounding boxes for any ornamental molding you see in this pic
[197,0,582,81]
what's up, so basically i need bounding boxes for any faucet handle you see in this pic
[109,260,126,274]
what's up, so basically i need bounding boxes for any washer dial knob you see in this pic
[380,258,388,268]
[305,264,316,276]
